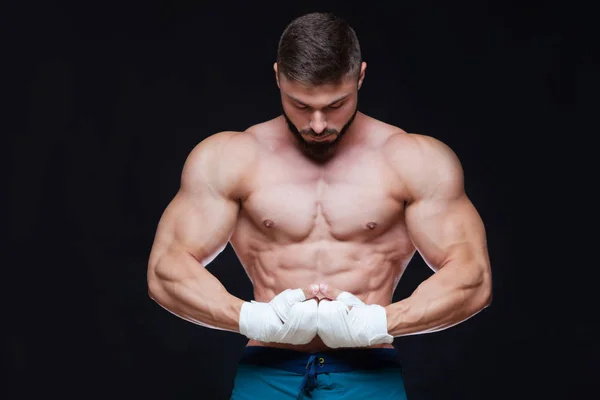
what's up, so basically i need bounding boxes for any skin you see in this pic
[147,61,492,352]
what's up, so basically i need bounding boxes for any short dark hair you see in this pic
[277,12,362,85]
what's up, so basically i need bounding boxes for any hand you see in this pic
[317,284,394,349]
[239,285,320,345]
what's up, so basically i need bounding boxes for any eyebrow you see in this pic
[286,93,350,107]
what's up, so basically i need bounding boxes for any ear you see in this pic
[274,62,280,88]
[357,62,367,90]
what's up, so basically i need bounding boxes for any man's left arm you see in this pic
[385,135,492,337]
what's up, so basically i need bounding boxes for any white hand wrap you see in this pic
[239,288,318,345]
[317,291,394,349]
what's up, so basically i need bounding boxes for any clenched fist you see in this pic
[316,284,394,348]
[238,285,320,345]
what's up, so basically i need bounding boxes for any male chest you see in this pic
[240,150,406,241]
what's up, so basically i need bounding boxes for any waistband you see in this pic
[239,346,401,373]
[239,346,402,399]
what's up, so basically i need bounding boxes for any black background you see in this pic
[5,1,597,399]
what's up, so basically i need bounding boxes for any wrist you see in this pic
[229,297,246,333]
[385,305,393,333]
[372,305,394,344]
[385,302,409,337]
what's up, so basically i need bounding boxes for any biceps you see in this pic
[149,190,239,268]
[405,194,487,271]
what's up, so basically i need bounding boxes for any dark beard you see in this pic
[283,105,358,160]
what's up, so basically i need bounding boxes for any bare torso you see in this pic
[228,113,417,352]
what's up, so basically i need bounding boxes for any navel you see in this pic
[263,219,275,228]
[366,222,378,230]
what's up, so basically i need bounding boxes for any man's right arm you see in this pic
[146,132,249,333]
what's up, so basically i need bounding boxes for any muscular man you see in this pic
[147,12,492,400]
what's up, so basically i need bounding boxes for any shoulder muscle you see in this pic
[384,133,464,202]
[182,131,259,200]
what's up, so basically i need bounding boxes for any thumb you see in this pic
[318,284,343,300]
[301,284,321,300]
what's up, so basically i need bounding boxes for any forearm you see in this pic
[148,249,244,332]
[385,262,491,337]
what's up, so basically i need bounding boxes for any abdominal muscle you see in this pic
[233,239,412,353]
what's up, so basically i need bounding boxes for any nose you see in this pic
[309,112,327,135]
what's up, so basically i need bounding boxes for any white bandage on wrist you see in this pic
[238,289,318,345]
[317,291,394,349]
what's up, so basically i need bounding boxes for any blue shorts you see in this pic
[230,346,408,399]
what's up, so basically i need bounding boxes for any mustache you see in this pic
[299,127,339,136]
